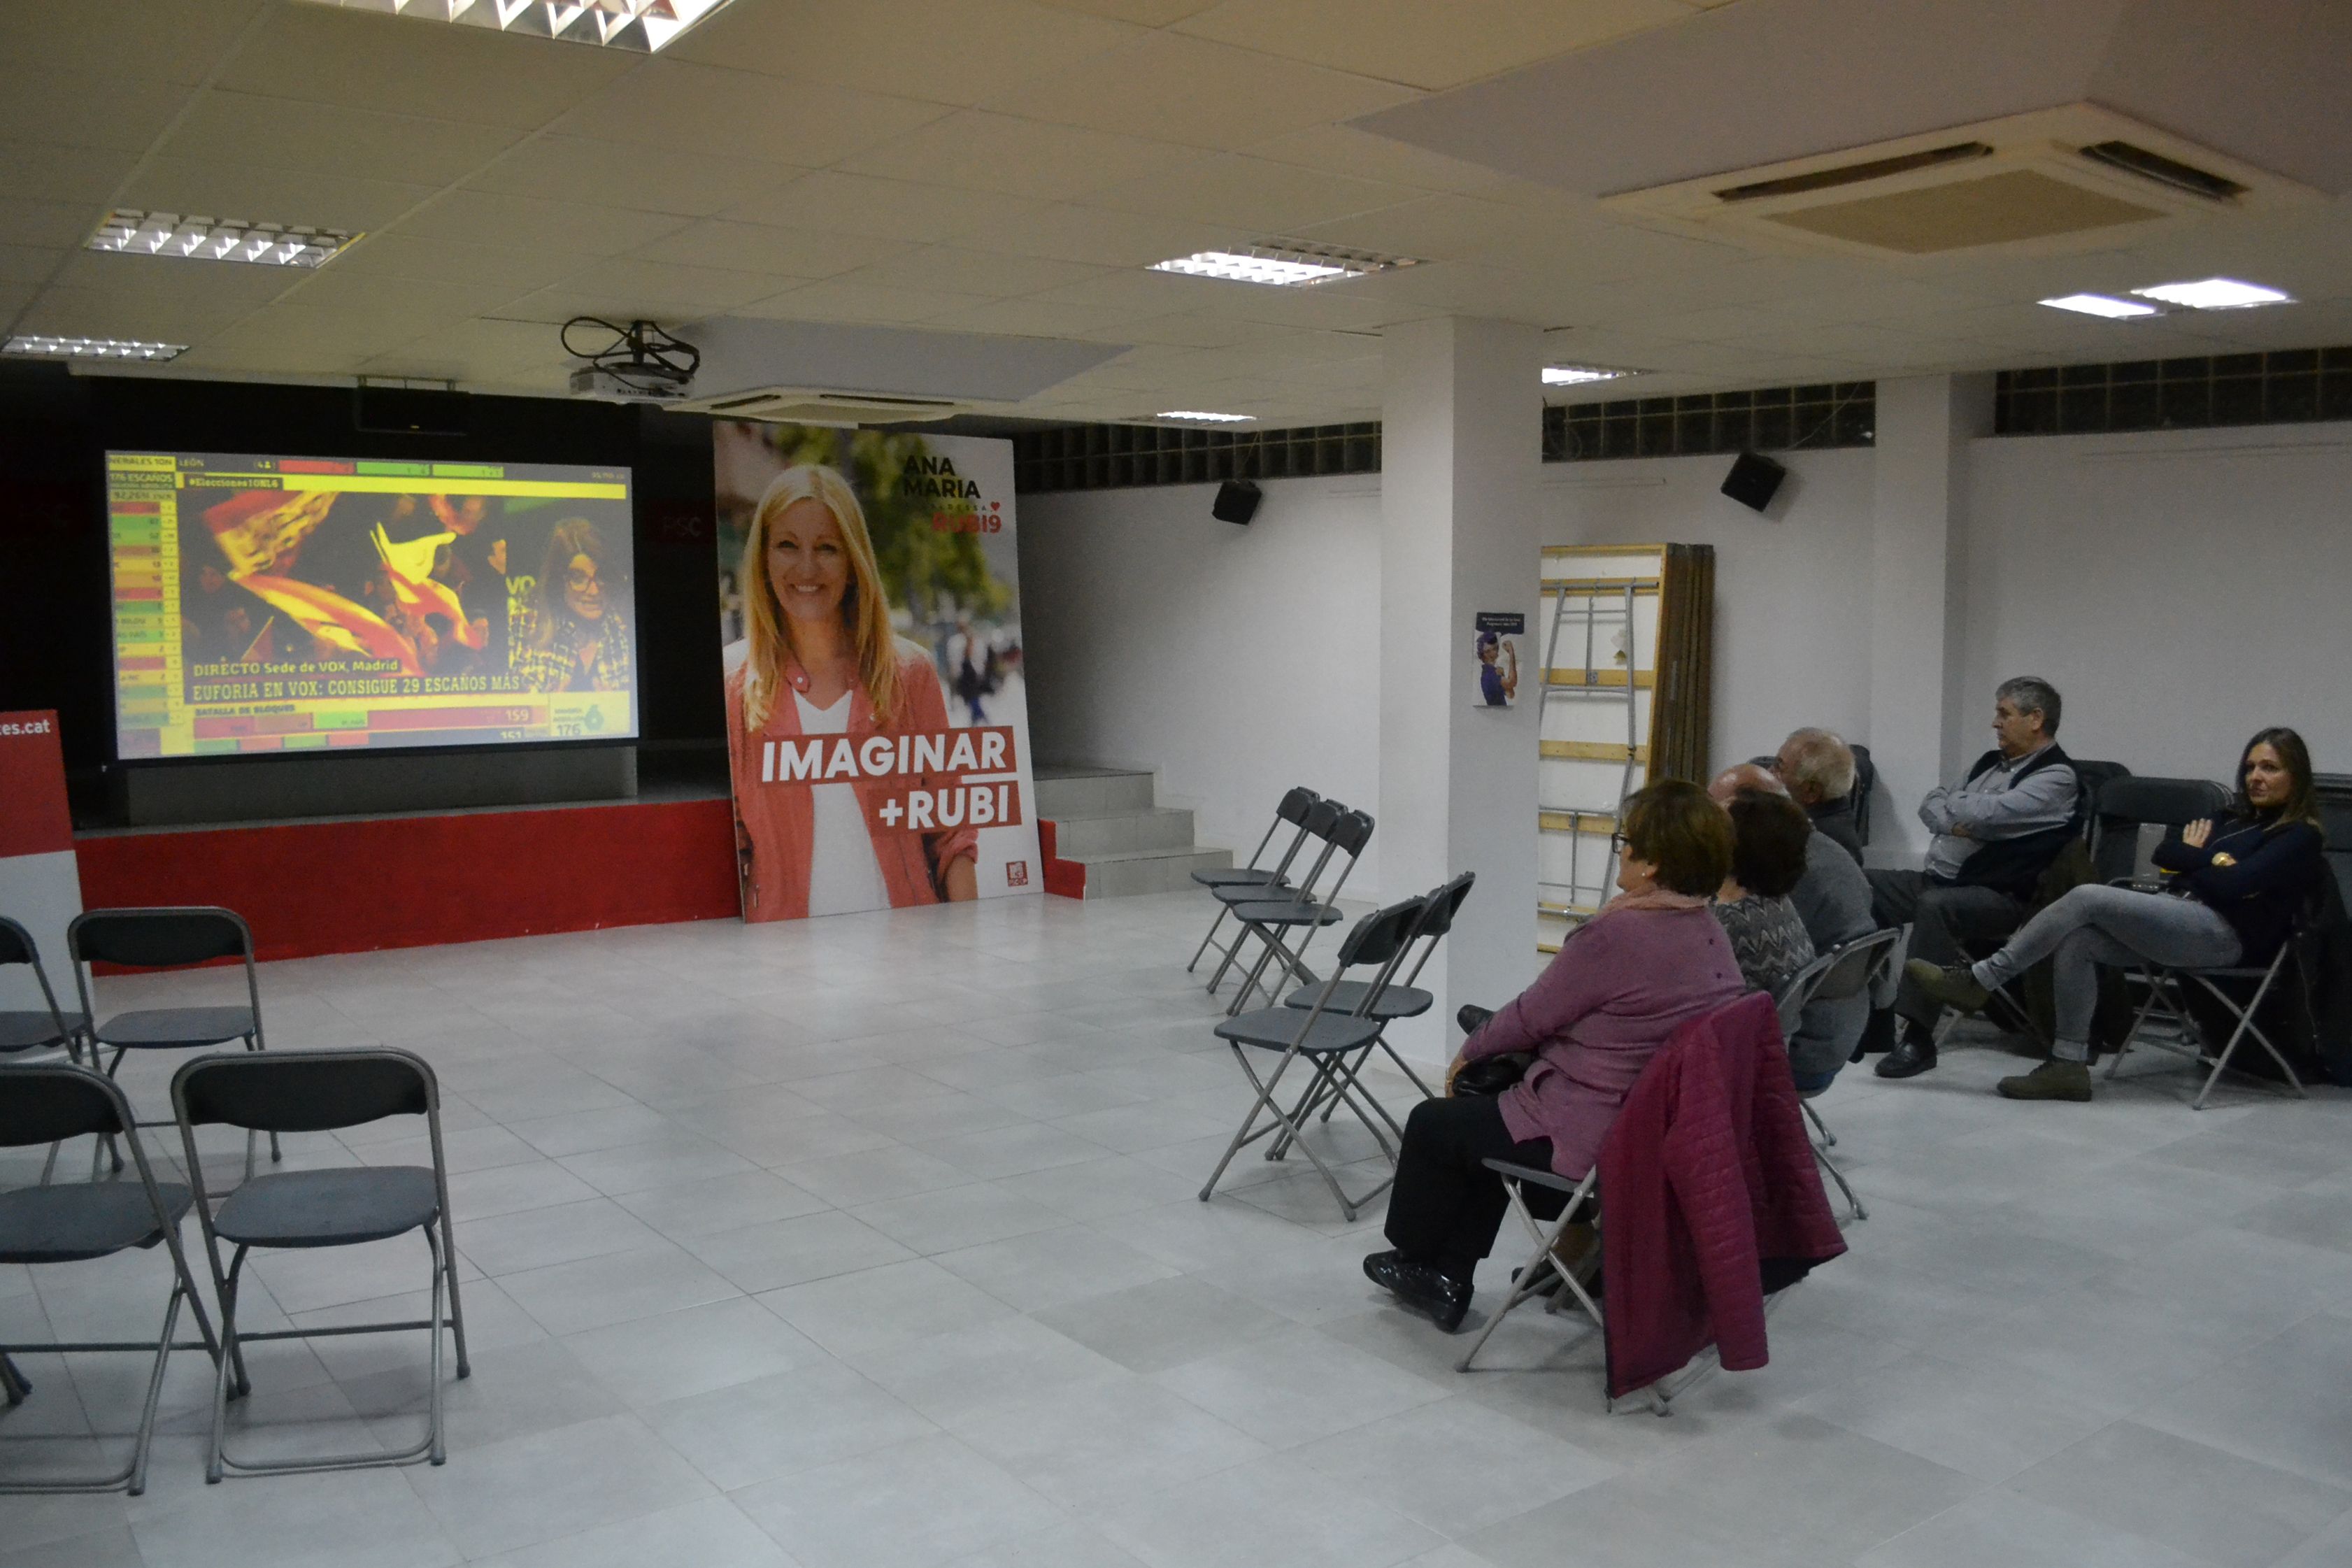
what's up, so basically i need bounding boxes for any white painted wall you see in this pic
[1018,474,1385,892]
[1958,420,2352,784]
[1538,447,1881,780]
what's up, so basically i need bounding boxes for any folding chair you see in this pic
[1202,799,1346,998]
[1772,929,1900,1223]
[2090,776,2232,886]
[1198,897,1425,1220]
[173,1048,471,1481]
[0,914,114,1183]
[1281,871,1475,1118]
[0,1062,221,1497]
[2105,935,2309,1110]
[1219,808,1375,1015]
[1455,1156,1603,1376]
[1187,787,1320,974]
[70,908,280,1183]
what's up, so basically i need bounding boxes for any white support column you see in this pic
[1864,373,1994,864]
[1378,317,1544,1064]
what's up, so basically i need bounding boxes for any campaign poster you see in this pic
[713,423,1039,922]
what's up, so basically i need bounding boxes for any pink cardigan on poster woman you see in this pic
[1460,902,1745,1181]
[723,641,979,922]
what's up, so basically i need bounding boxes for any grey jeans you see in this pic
[1976,883,2241,1059]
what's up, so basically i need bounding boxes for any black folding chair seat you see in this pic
[1214,1007,1385,1055]
[0,1181,195,1264]
[1279,978,1433,1020]
[0,1008,88,1052]
[96,1005,256,1050]
[1225,897,1345,927]
[1213,880,1309,906]
[214,1167,441,1250]
[1192,867,1287,888]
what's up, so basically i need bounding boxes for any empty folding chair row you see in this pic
[1213,806,1376,1016]
[1198,874,1470,1220]
[0,1048,471,1495]
[0,915,108,1183]
[1188,786,1320,971]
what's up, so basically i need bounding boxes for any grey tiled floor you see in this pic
[8,890,2352,1567]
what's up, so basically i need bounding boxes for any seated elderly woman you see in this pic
[1713,786,1818,997]
[1363,779,1745,1332]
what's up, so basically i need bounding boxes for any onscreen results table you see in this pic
[106,452,634,758]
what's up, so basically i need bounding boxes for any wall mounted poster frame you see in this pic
[713,423,1039,923]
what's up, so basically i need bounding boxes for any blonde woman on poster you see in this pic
[726,464,978,920]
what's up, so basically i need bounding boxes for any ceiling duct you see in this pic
[1604,104,2316,259]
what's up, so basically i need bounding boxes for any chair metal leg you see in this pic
[2189,970,2305,1111]
[1457,1174,1599,1374]
[1799,1098,1834,1147]
[1188,908,1230,974]
[1,1351,29,1404]
[1814,1143,1867,1223]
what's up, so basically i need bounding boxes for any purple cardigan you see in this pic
[1463,904,1744,1179]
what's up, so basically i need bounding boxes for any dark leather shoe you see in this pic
[1853,1008,1898,1061]
[1363,1250,1474,1332]
[1874,1036,1938,1079]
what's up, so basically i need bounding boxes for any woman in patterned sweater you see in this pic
[1715,787,1817,997]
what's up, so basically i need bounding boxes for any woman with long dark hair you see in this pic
[513,517,632,693]
[1911,727,2325,1102]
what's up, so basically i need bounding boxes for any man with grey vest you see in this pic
[1866,678,2082,1080]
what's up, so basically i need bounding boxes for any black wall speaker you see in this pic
[354,383,472,437]
[1212,478,1262,525]
[1720,450,1787,513]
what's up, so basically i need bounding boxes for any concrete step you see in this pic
[1045,806,1198,856]
[1064,845,1234,899]
[1034,764,1155,816]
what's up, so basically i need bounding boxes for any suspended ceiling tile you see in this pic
[157,91,529,187]
[722,171,1020,244]
[185,301,417,368]
[664,0,1141,106]
[629,220,908,279]
[48,249,313,311]
[1243,124,1516,194]
[927,292,1149,337]
[1069,311,1270,347]
[0,74,198,154]
[543,256,795,312]
[8,0,264,84]
[986,31,1414,152]
[1605,302,1815,344]
[1174,0,1699,92]
[214,2,635,129]
[0,143,142,206]
[950,202,1246,268]
[278,270,537,328]
[0,244,64,286]
[373,315,575,370]
[329,234,573,292]
[844,246,1115,299]
[551,59,947,167]
[1291,194,1569,264]
[1086,154,1420,233]
[1033,0,1217,22]
[390,190,690,258]
[1018,266,1236,318]
[1197,280,1436,332]
[15,283,279,342]
[735,278,995,326]
[119,161,439,236]
[465,138,804,220]
[839,112,1202,201]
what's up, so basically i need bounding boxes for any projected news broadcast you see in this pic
[106,451,638,759]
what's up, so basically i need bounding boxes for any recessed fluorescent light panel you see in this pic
[4,335,186,362]
[1542,365,1636,385]
[297,0,734,52]
[2131,277,2293,310]
[1150,242,1414,288]
[1159,411,1255,423]
[2038,293,2161,319]
[88,210,357,269]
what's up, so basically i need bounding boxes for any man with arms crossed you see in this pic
[1866,678,2082,1080]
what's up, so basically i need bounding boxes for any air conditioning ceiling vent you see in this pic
[676,387,971,425]
[1605,105,2314,259]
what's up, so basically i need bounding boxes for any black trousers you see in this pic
[1383,1095,1558,1283]
[1866,869,2027,1029]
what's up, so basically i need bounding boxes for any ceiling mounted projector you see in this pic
[563,317,697,402]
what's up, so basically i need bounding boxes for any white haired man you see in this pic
[1774,727,1864,864]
